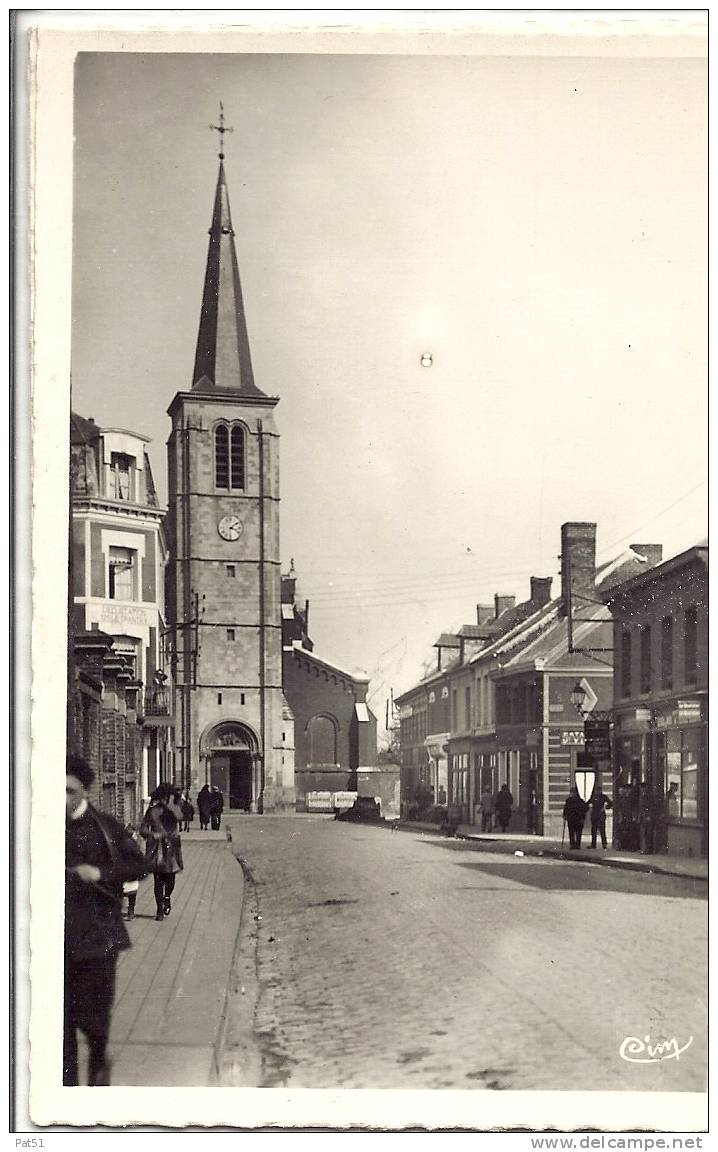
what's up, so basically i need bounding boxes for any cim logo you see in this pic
[619,1035,693,1064]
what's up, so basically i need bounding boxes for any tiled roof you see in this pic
[434,633,461,648]
[70,412,100,445]
[457,624,488,639]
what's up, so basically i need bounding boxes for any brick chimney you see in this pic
[494,594,515,619]
[476,604,493,624]
[530,576,553,606]
[630,543,663,568]
[561,522,597,616]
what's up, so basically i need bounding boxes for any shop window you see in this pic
[620,630,632,698]
[665,729,702,821]
[108,546,135,601]
[661,616,673,690]
[640,625,652,694]
[684,606,698,685]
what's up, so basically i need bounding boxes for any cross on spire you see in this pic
[210,102,234,159]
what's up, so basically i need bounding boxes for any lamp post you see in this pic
[570,680,612,803]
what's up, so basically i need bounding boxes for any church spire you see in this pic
[192,107,266,396]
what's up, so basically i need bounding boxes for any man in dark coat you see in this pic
[494,784,513,833]
[210,786,224,831]
[589,789,613,849]
[197,783,212,830]
[563,787,589,849]
[65,754,148,1086]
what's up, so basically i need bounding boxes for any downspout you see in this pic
[542,671,550,837]
[258,419,266,813]
[182,419,192,791]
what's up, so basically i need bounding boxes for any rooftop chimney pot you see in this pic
[530,576,553,606]
[561,522,597,617]
[494,594,516,619]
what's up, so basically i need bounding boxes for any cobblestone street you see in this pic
[224,816,707,1093]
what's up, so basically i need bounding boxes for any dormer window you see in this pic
[111,453,134,501]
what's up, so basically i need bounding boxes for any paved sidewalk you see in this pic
[96,832,244,1087]
[453,825,707,880]
[397,821,707,880]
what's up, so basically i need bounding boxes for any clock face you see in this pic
[218,514,243,542]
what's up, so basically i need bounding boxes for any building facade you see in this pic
[397,523,664,838]
[602,543,708,858]
[281,571,378,810]
[70,412,173,808]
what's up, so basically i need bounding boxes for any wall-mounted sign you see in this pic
[585,719,611,760]
[677,700,702,720]
[634,708,652,723]
[561,730,585,746]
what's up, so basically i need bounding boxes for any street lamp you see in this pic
[570,680,613,802]
[570,680,588,717]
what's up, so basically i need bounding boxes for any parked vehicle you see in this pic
[335,796,383,823]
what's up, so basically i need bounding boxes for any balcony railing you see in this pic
[144,688,172,717]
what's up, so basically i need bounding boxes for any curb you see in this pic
[452,831,707,882]
[213,836,264,1087]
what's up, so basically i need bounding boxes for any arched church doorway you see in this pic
[200,721,260,812]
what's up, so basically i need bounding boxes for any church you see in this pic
[163,130,377,814]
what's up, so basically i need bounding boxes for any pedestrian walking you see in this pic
[180,791,194,832]
[65,754,148,1086]
[210,786,224,831]
[563,787,588,849]
[122,823,143,919]
[479,785,494,832]
[140,784,184,921]
[197,783,212,830]
[494,784,513,833]
[589,789,613,849]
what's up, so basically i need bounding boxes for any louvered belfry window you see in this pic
[215,423,245,489]
[230,425,245,489]
[215,425,230,488]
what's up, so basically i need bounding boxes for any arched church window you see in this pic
[307,714,338,766]
[215,423,246,490]
[215,424,229,488]
[230,425,245,490]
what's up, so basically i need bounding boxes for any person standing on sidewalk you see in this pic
[140,784,184,921]
[65,755,148,1086]
[210,786,224,831]
[197,783,212,831]
[589,789,613,849]
[479,785,494,832]
[563,787,588,849]
[494,784,513,833]
[180,791,194,832]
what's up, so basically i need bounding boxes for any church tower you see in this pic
[167,116,294,813]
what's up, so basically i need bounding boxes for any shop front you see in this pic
[613,696,707,857]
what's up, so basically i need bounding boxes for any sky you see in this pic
[71,47,707,732]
